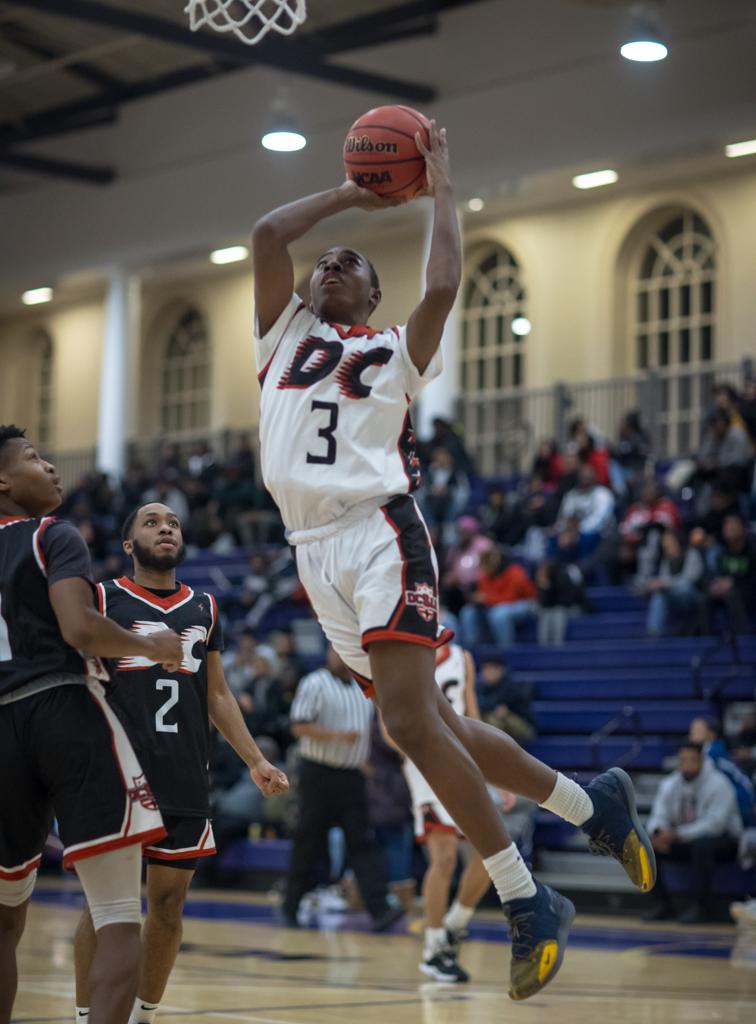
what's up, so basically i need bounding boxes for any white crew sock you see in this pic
[539,772,594,826]
[443,899,475,933]
[483,845,536,904]
[129,998,159,1024]
[423,926,447,958]
[75,1008,89,1022]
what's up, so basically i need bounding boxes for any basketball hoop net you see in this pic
[185,0,307,47]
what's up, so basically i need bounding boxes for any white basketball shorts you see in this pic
[403,758,463,841]
[291,495,453,696]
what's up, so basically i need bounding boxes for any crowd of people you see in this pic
[50,386,756,929]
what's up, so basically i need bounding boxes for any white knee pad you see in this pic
[75,844,143,931]
[0,870,36,907]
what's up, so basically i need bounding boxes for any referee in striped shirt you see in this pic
[282,647,404,932]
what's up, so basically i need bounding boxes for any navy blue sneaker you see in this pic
[504,881,575,1001]
[582,767,656,893]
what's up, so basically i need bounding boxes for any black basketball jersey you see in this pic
[0,515,108,698]
[98,576,223,817]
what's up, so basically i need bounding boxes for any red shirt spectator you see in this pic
[620,482,681,539]
[478,557,537,607]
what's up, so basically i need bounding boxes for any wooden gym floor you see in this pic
[12,879,756,1023]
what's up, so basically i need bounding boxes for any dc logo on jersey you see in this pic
[277,336,394,398]
[405,582,437,623]
[118,621,208,673]
[127,773,158,811]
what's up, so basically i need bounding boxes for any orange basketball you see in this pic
[343,105,431,200]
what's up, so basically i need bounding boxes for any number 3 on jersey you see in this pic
[307,400,338,465]
[155,678,179,733]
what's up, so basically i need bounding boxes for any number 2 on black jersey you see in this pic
[306,400,338,465]
[155,678,179,733]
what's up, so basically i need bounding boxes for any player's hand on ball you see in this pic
[338,179,404,210]
[149,630,183,672]
[416,120,451,196]
[250,759,290,797]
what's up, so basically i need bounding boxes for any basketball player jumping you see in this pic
[73,503,288,1024]
[402,641,491,983]
[251,122,656,1000]
[0,426,183,1024]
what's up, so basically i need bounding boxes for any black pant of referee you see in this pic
[283,757,403,931]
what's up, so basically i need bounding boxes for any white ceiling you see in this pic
[1,0,755,308]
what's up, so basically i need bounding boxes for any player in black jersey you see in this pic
[0,426,183,1024]
[74,502,288,1024]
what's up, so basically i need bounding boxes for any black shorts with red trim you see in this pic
[293,494,453,698]
[0,680,164,880]
[145,815,216,870]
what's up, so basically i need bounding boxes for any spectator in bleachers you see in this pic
[694,484,741,545]
[423,415,474,474]
[646,742,742,923]
[739,377,756,447]
[636,528,704,637]
[441,516,493,614]
[695,407,753,499]
[418,446,471,546]
[534,559,585,646]
[555,465,615,558]
[236,651,285,744]
[609,409,651,497]
[568,417,611,487]
[607,480,682,584]
[531,439,563,486]
[688,717,755,826]
[141,475,190,524]
[705,514,756,635]
[477,483,520,546]
[475,656,535,742]
[458,547,537,649]
[732,712,756,776]
[222,630,260,694]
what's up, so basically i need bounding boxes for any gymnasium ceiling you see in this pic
[0,0,755,296]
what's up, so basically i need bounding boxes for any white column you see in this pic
[415,203,462,439]
[97,270,139,477]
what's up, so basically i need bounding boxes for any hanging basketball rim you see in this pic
[185,0,307,46]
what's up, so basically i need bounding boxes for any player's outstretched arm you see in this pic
[49,577,182,670]
[406,121,461,373]
[207,652,289,795]
[252,182,400,336]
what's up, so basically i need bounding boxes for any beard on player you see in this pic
[131,536,187,573]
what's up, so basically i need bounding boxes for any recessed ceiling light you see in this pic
[572,169,619,190]
[725,139,756,159]
[512,316,532,337]
[261,130,306,152]
[620,39,668,62]
[22,287,53,305]
[210,245,250,265]
[467,197,484,212]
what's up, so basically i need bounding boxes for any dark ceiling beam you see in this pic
[0,150,114,184]
[0,19,125,93]
[6,0,436,102]
[0,101,117,148]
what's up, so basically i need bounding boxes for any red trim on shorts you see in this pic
[417,822,462,843]
[0,855,42,880]
[380,506,408,630]
[350,667,375,699]
[435,643,452,666]
[361,626,454,652]
[145,844,216,862]
[63,826,167,869]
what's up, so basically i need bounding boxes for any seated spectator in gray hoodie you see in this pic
[635,529,704,637]
[645,743,742,924]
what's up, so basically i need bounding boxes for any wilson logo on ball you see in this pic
[345,135,399,154]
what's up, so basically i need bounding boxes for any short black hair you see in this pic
[679,741,704,756]
[365,257,380,290]
[701,716,722,738]
[0,425,26,466]
[121,506,140,543]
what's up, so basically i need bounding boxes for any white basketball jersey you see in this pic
[435,643,468,717]
[254,293,442,533]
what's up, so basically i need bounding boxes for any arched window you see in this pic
[632,209,717,453]
[459,244,529,473]
[160,309,211,434]
[461,244,527,394]
[32,330,54,447]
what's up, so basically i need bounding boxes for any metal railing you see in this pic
[458,357,755,475]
